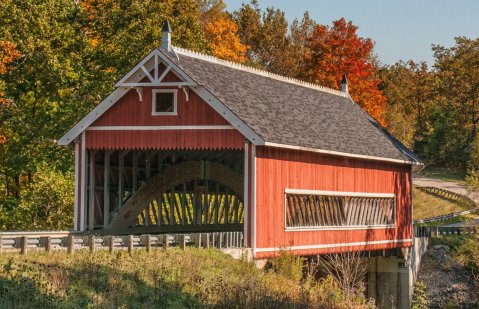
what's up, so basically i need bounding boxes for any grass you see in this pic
[413,186,473,220]
[430,235,465,250]
[0,248,373,309]
[418,166,466,184]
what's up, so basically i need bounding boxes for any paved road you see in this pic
[413,176,479,227]
[413,177,478,202]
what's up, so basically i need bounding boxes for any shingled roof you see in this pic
[169,48,421,165]
[58,45,420,165]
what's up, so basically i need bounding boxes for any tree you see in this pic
[305,18,387,125]
[202,1,247,62]
[0,164,74,230]
[0,40,20,145]
[380,61,433,148]
[233,1,293,75]
[289,12,316,78]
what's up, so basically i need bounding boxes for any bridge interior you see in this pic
[84,149,244,235]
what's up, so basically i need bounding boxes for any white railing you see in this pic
[0,231,244,255]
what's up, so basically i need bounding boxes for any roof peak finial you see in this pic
[162,20,171,32]
[161,19,179,60]
[341,73,348,94]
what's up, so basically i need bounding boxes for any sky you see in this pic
[224,0,479,66]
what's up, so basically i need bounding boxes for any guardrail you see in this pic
[413,186,477,224]
[0,231,244,255]
[414,225,476,237]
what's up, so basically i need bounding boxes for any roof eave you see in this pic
[263,142,422,165]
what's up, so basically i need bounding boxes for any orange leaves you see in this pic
[0,40,20,75]
[0,40,19,144]
[306,18,387,126]
[204,15,247,63]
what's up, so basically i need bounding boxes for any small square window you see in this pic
[152,89,177,115]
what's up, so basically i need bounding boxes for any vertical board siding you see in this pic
[85,129,244,150]
[254,146,412,258]
[86,75,245,149]
[92,86,229,126]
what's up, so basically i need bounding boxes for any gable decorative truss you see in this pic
[58,48,264,146]
[115,49,195,88]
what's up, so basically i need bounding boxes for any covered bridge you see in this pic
[59,23,421,259]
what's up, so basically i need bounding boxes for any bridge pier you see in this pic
[367,256,411,308]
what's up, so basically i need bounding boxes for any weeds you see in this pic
[0,249,374,308]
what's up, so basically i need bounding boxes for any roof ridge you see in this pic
[173,46,346,98]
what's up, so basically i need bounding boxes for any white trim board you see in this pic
[285,188,396,198]
[254,239,413,253]
[251,145,257,256]
[285,225,395,232]
[73,142,79,231]
[243,142,249,245]
[265,142,420,165]
[80,132,86,231]
[87,125,235,131]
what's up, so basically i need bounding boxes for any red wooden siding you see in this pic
[86,129,244,150]
[92,88,229,127]
[86,70,244,150]
[254,146,412,259]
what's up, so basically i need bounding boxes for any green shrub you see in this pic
[411,280,429,309]
[0,164,74,230]
[268,250,305,282]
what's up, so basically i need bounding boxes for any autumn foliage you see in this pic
[0,40,20,144]
[305,18,387,125]
[205,15,247,63]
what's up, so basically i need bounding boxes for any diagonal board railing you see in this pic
[413,186,477,224]
[0,231,243,255]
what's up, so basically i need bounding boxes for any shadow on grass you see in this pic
[0,252,305,309]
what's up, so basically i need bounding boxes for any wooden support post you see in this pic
[179,235,186,250]
[88,151,96,231]
[108,236,114,253]
[21,236,28,255]
[0,235,3,253]
[146,153,151,180]
[194,233,201,248]
[118,151,125,209]
[68,235,75,254]
[127,235,133,254]
[163,234,169,249]
[103,151,111,228]
[132,152,137,193]
[45,236,52,253]
[146,234,151,253]
[89,235,95,252]
[201,233,210,249]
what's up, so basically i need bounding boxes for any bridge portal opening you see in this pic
[83,149,244,235]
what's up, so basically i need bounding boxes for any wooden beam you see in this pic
[118,151,125,209]
[132,151,138,193]
[103,151,111,228]
[108,223,243,235]
[88,151,96,231]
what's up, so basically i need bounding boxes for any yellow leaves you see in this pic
[101,67,116,73]
[204,15,247,63]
